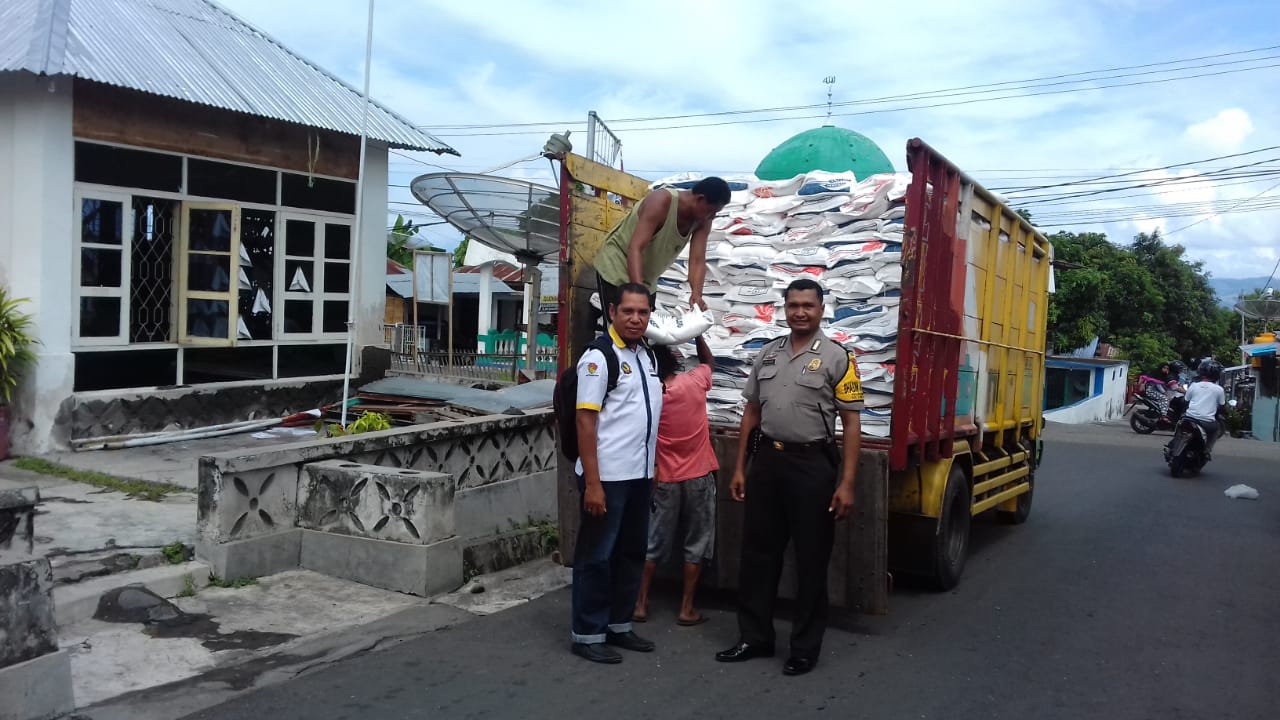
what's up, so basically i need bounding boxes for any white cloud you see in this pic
[1184,109,1254,152]
[214,0,1280,278]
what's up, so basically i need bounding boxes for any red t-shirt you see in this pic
[656,365,720,483]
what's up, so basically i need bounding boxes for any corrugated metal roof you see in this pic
[0,0,457,154]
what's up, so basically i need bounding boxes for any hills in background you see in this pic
[1209,276,1274,308]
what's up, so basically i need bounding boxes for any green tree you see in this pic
[387,215,442,267]
[1046,229,1240,371]
[453,236,470,268]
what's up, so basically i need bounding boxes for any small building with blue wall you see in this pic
[1043,356,1131,424]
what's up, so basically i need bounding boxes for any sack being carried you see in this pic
[644,305,715,345]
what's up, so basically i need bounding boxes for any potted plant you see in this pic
[0,288,38,460]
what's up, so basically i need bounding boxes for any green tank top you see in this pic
[593,188,692,290]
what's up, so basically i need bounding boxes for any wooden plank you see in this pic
[72,80,360,179]
[564,154,651,201]
[566,222,608,289]
[571,193,632,234]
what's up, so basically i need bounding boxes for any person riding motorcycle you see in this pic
[1167,359,1226,457]
[1166,360,1189,415]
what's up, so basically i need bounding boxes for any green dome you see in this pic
[754,125,895,181]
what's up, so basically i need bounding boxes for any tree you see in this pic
[453,236,470,268]
[1046,229,1240,373]
[387,214,442,268]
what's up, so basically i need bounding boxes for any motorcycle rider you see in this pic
[1166,360,1189,416]
[1169,359,1227,456]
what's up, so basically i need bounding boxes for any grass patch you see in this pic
[13,458,183,501]
[178,573,197,598]
[208,574,258,589]
[161,541,188,565]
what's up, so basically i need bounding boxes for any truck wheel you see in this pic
[997,470,1034,525]
[931,465,971,591]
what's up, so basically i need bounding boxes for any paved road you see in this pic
[185,423,1280,720]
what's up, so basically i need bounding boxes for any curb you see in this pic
[54,561,211,628]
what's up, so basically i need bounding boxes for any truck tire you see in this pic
[997,470,1034,525]
[931,465,971,591]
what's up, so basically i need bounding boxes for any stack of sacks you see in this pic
[649,170,911,438]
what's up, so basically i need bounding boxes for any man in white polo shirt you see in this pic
[571,283,663,664]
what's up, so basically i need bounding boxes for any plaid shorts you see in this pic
[646,472,717,565]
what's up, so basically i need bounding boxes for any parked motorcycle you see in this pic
[1163,399,1236,477]
[1127,375,1184,434]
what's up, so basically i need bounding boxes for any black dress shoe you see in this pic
[606,630,655,652]
[572,642,622,664]
[782,656,817,676]
[715,641,775,662]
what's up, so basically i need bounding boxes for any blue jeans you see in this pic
[571,476,651,644]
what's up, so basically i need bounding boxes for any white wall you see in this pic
[1044,362,1130,424]
[0,74,75,454]
[353,141,390,367]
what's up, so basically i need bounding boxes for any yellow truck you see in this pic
[552,138,1051,613]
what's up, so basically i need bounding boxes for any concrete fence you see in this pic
[197,411,557,597]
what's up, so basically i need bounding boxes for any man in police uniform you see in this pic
[715,277,864,676]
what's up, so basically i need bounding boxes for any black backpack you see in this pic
[553,335,656,461]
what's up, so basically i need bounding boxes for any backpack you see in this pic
[553,335,656,461]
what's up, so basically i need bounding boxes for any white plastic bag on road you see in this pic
[645,305,715,345]
[1224,484,1259,500]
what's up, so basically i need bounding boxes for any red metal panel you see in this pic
[889,139,966,471]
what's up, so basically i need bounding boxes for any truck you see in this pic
[552,138,1051,614]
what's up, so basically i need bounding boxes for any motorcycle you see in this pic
[1127,375,1184,434]
[1163,400,1236,477]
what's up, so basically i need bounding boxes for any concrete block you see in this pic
[196,529,301,581]
[0,559,57,669]
[298,460,454,545]
[53,561,211,628]
[198,463,301,546]
[0,649,74,720]
[455,470,556,542]
[300,529,462,597]
[463,528,554,577]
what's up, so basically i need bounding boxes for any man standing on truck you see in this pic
[715,277,864,676]
[593,177,730,317]
[571,283,664,665]
[633,335,718,627]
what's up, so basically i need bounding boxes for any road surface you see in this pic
[184,422,1280,720]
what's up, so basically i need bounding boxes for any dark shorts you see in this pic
[646,473,717,564]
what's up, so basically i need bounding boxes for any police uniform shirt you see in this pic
[574,325,664,481]
[742,334,865,444]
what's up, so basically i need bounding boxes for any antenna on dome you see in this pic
[823,76,836,125]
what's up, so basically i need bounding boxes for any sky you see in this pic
[218,0,1280,282]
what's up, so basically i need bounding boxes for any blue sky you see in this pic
[219,0,1280,281]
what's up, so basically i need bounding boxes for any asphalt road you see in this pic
[184,423,1280,720]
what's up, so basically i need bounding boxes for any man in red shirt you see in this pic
[633,335,718,626]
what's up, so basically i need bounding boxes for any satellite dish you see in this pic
[1233,287,1280,326]
[410,172,562,374]
[411,173,559,263]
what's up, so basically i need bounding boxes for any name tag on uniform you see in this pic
[762,357,776,366]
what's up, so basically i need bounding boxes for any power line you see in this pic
[1010,156,1280,205]
[424,44,1280,131]
[430,60,1280,137]
[997,146,1280,195]
[1162,179,1280,236]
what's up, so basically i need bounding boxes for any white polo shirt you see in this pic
[574,326,663,481]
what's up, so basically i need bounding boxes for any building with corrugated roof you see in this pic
[0,0,457,452]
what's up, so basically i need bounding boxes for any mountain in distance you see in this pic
[1210,276,1274,308]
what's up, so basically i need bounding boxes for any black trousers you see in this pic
[736,443,837,659]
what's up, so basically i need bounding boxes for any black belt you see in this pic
[760,435,830,453]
